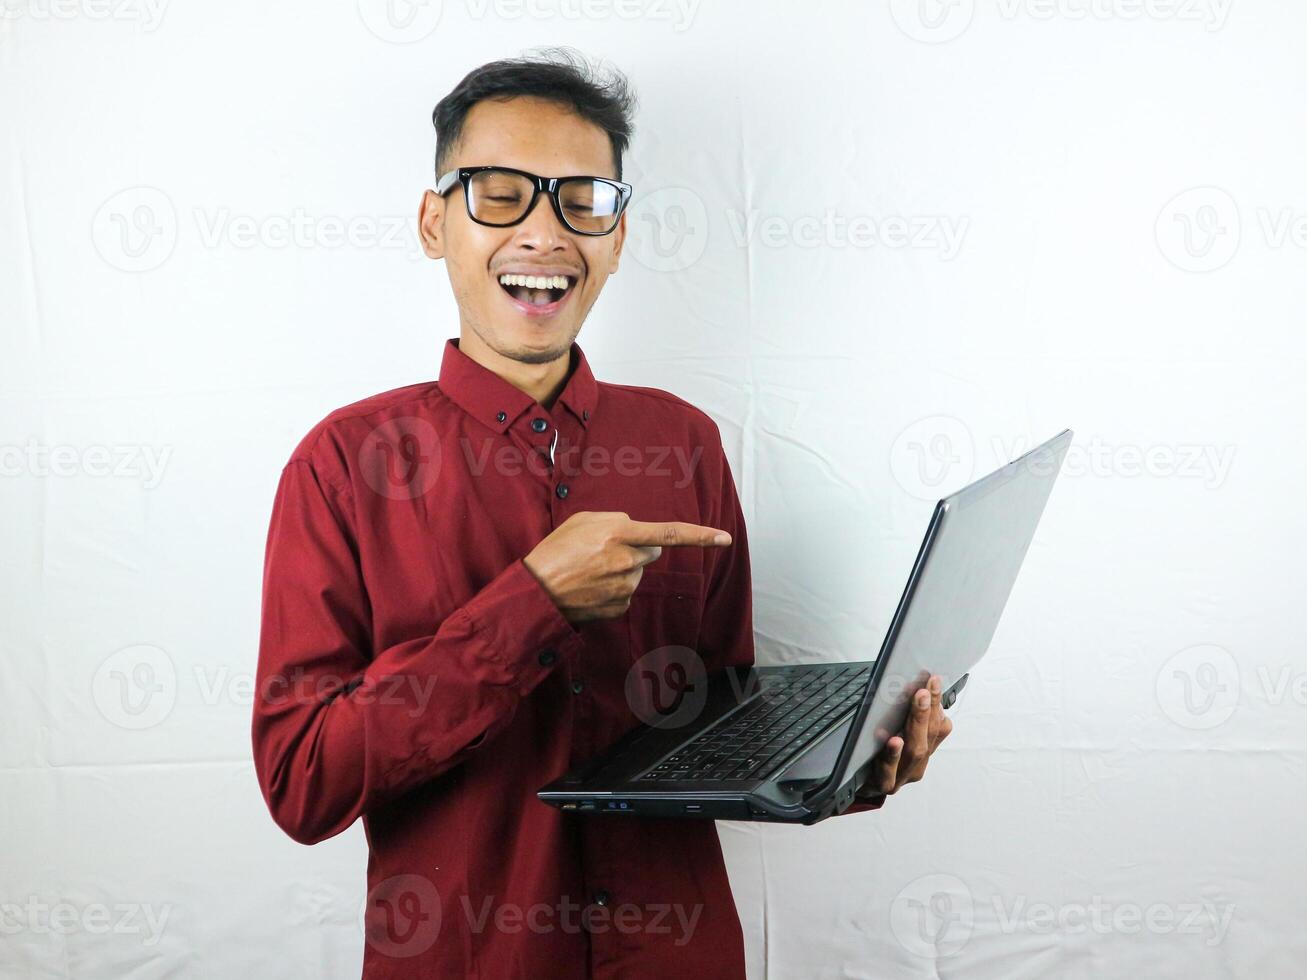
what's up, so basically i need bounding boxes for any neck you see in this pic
[458,329,572,409]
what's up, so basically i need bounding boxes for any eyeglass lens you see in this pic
[466,169,622,233]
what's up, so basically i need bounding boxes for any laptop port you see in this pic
[578,801,596,810]
[683,804,703,813]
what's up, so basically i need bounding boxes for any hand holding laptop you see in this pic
[855,673,954,804]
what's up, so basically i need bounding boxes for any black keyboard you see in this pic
[638,664,872,783]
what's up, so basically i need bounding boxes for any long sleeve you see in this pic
[251,458,585,845]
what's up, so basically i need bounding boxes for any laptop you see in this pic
[538,428,1073,824]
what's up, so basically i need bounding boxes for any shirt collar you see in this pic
[438,337,598,434]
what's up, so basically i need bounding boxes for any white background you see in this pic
[2,1,1304,977]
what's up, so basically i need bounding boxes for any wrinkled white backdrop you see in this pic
[3,2,1304,977]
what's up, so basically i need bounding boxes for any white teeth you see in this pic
[498,273,571,290]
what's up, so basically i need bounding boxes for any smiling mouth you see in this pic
[497,272,576,308]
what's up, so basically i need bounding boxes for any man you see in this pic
[251,48,952,979]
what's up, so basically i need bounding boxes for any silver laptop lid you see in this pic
[819,428,1073,803]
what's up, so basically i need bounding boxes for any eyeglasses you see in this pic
[435,165,633,236]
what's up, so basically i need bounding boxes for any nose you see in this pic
[511,191,570,251]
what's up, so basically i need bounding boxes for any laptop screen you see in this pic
[826,429,1073,799]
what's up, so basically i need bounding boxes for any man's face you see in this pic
[419,96,627,365]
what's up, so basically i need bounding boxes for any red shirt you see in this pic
[252,337,879,978]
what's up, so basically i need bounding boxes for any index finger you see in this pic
[619,520,732,548]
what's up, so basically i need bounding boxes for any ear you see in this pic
[418,189,445,260]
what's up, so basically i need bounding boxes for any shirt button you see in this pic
[531,417,548,433]
[582,409,590,421]
[555,483,569,499]
[571,679,585,695]
[593,890,610,907]
[495,411,507,423]
[538,649,557,667]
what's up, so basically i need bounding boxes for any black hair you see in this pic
[431,46,637,181]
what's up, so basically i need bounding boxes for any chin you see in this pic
[513,343,570,365]
[486,320,576,365]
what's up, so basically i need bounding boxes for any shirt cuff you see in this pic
[459,557,586,694]
[844,793,887,814]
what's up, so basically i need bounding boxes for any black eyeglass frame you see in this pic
[435,165,633,236]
